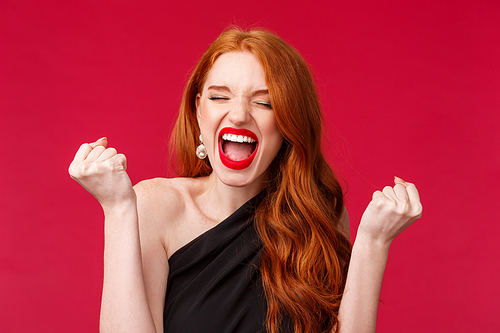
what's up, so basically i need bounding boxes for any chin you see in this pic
[213,162,269,189]
[216,170,259,188]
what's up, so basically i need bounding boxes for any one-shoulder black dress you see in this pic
[164,194,291,333]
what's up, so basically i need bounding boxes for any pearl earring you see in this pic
[196,134,207,159]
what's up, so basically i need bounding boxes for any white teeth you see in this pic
[222,133,256,143]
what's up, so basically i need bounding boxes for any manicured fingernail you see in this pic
[395,176,406,183]
[97,137,107,141]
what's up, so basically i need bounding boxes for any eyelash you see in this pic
[258,102,273,109]
[208,96,228,100]
[207,96,272,109]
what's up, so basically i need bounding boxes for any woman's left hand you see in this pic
[357,177,423,246]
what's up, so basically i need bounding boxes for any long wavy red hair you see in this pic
[170,27,352,333]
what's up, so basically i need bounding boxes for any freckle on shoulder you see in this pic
[134,178,186,228]
[134,178,180,201]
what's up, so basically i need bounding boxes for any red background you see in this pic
[1,1,499,332]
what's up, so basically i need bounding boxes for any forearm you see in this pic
[337,234,390,333]
[336,178,422,332]
[100,201,157,333]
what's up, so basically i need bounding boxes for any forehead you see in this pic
[204,51,267,91]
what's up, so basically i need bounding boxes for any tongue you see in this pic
[224,141,255,161]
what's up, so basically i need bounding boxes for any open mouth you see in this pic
[218,127,258,170]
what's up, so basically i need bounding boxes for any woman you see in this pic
[69,28,422,333]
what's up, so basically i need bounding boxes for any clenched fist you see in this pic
[69,137,136,212]
[358,177,423,246]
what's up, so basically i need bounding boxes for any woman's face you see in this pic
[196,51,284,188]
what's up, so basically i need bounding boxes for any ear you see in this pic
[195,93,202,127]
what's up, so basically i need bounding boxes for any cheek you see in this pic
[199,106,222,152]
[261,115,284,155]
[199,105,214,134]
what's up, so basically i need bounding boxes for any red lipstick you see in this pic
[218,127,258,170]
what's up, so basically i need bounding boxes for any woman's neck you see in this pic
[196,172,265,223]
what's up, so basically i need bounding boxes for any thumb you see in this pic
[90,137,108,149]
[394,176,407,187]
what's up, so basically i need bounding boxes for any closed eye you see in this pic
[208,96,229,101]
[257,102,272,109]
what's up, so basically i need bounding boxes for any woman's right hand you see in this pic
[69,137,136,212]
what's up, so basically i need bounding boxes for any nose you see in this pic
[227,97,251,126]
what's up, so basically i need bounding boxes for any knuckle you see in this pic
[79,162,91,175]
[373,196,393,211]
[413,203,423,216]
[80,160,100,176]
[117,154,127,170]
[102,159,115,171]
[69,168,78,179]
[69,162,86,178]
[387,200,398,212]
[395,202,409,216]
[370,197,382,208]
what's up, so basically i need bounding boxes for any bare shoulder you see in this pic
[134,177,203,206]
[133,177,207,257]
[134,177,183,206]
[134,177,181,200]
[133,177,187,227]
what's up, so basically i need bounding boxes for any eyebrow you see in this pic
[207,85,269,96]
[252,89,269,96]
[207,85,231,93]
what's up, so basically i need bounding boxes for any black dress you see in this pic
[163,193,281,333]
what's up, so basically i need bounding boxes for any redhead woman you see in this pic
[69,28,422,333]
